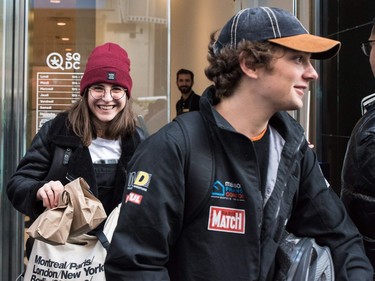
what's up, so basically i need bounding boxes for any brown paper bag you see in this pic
[68,177,107,237]
[27,190,73,245]
[27,177,107,245]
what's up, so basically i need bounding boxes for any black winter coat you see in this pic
[342,104,375,275]
[105,88,373,281]
[7,112,144,222]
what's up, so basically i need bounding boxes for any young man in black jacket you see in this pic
[106,7,373,281]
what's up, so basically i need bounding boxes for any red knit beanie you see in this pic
[80,42,132,98]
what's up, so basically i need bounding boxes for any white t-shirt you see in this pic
[89,137,121,164]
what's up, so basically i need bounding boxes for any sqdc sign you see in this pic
[46,52,81,70]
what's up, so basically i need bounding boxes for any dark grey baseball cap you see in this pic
[214,7,341,59]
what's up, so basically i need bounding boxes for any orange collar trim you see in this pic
[250,127,267,141]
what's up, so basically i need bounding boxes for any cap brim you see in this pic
[268,34,341,60]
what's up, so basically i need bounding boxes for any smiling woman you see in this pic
[6,42,146,281]
[68,42,136,145]
[87,82,129,130]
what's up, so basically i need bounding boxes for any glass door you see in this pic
[11,0,170,276]
[28,0,169,140]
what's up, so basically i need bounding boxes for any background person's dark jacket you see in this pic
[342,104,375,275]
[176,90,200,115]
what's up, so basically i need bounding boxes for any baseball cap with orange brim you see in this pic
[213,7,341,60]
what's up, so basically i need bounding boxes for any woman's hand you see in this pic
[36,180,64,209]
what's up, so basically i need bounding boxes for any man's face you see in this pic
[177,74,193,94]
[369,27,375,77]
[251,48,318,113]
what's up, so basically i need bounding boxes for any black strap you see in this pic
[44,147,69,182]
[93,229,110,251]
[174,111,214,224]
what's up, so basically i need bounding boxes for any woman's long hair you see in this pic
[67,90,137,146]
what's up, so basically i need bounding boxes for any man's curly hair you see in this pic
[204,32,278,100]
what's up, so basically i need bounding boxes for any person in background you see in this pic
[105,7,373,281]
[175,68,200,115]
[341,16,375,278]
[6,42,145,258]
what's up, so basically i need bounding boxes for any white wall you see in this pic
[170,0,237,118]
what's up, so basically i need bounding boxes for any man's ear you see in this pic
[240,59,258,79]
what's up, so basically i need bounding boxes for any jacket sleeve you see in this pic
[287,148,373,280]
[341,123,375,269]
[342,124,375,195]
[6,120,53,220]
[105,123,186,281]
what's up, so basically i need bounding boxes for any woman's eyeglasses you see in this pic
[361,40,375,56]
[89,85,127,100]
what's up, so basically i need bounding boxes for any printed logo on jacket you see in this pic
[126,192,143,204]
[211,180,245,201]
[125,171,152,205]
[208,206,245,234]
[127,171,152,191]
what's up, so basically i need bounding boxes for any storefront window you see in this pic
[28,0,169,139]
